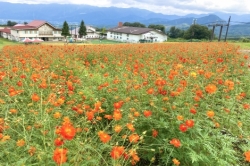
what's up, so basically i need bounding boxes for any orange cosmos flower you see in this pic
[31,93,40,102]
[60,124,76,140]
[114,125,122,133]
[110,146,125,159]
[53,148,68,164]
[244,150,250,162]
[170,138,181,148]
[143,110,152,117]
[207,110,215,118]
[172,158,180,165]
[98,131,111,143]
[185,119,195,128]
[16,139,25,147]
[113,109,122,121]
[205,84,217,94]
[129,134,140,143]
[28,146,36,156]
[177,115,184,121]
[127,123,135,132]
[53,112,62,119]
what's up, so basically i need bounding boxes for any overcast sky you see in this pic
[0,0,249,15]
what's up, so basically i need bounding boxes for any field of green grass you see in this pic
[233,42,250,49]
[0,37,18,50]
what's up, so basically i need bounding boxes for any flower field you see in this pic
[0,43,250,165]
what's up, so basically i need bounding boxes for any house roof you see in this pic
[0,27,11,34]
[108,26,153,35]
[108,26,166,36]
[10,20,61,30]
[27,20,46,28]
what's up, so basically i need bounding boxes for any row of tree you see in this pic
[168,24,212,40]
[123,22,165,33]
[61,20,87,38]
[122,22,211,40]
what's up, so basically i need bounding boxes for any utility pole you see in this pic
[224,16,231,42]
[208,16,231,42]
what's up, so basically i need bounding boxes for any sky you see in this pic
[0,0,250,16]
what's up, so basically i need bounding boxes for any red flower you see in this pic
[152,129,158,138]
[53,148,67,164]
[54,137,64,146]
[143,110,152,117]
[179,124,188,132]
[170,138,181,148]
[110,146,125,159]
[190,108,197,114]
[185,119,195,128]
[60,124,76,140]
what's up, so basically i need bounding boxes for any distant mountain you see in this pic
[0,2,180,27]
[0,2,249,38]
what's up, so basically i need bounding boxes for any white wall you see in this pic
[107,31,167,43]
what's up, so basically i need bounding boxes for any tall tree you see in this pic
[61,21,70,39]
[183,24,211,40]
[78,20,87,38]
[123,22,146,28]
[168,26,184,38]
[7,20,17,26]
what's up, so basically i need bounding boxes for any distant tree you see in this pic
[78,20,87,38]
[23,22,28,25]
[61,21,70,39]
[148,24,165,33]
[7,20,17,26]
[123,22,146,28]
[168,26,184,38]
[183,24,211,40]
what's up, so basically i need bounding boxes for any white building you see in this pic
[107,23,167,43]
[0,27,11,39]
[70,26,100,39]
[9,20,63,42]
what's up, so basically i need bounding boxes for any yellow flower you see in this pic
[190,72,197,78]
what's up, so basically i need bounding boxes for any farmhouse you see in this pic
[9,20,63,42]
[0,27,11,39]
[107,23,167,43]
[70,26,100,39]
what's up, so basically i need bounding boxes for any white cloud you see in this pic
[0,0,249,15]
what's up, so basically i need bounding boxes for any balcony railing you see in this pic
[39,31,53,35]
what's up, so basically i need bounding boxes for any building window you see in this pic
[127,38,129,40]
[120,37,122,39]
[17,31,18,33]
[127,34,129,37]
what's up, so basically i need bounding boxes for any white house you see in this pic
[0,27,11,39]
[70,26,100,39]
[107,23,167,43]
[10,20,63,42]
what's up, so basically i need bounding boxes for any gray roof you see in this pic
[108,26,155,35]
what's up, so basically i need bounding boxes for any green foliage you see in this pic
[7,20,17,26]
[168,26,185,38]
[148,24,165,33]
[78,20,87,38]
[183,24,211,40]
[61,21,70,38]
[123,22,146,28]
